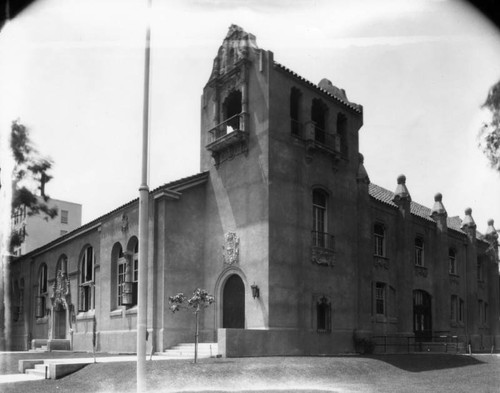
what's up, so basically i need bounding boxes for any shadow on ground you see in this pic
[367,354,484,372]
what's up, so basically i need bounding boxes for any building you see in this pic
[5,25,499,355]
[11,197,82,256]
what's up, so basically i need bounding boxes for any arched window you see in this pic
[79,246,94,312]
[36,264,48,319]
[118,237,139,307]
[336,113,348,156]
[448,248,457,275]
[111,243,125,307]
[39,264,47,295]
[290,87,301,135]
[316,296,331,333]
[373,223,385,257]
[312,189,328,248]
[415,236,424,266]
[311,98,327,144]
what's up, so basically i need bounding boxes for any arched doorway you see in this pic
[222,275,245,329]
[413,290,432,342]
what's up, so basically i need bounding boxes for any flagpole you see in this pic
[137,0,151,391]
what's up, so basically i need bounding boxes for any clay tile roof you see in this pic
[368,183,467,235]
[273,61,363,114]
[15,172,209,259]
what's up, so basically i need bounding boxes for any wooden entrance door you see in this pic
[222,275,245,329]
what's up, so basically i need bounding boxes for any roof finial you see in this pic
[485,219,498,245]
[461,207,476,229]
[392,174,411,203]
[430,192,447,217]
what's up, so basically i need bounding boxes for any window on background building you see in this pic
[459,298,464,323]
[374,223,385,257]
[316,296,331,333]
[451,295,458,322]
[290,87,301,136]
[312,189,328,248]
[375,282,386,315]
[79,246,94,312]
[61,210,69,224]
[415,236,424,266]
[60,230,67,236]
[449,248,457,275]
[484,303,488,325]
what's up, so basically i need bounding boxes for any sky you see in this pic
[0,0,499,234]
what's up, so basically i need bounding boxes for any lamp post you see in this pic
[137,0,152,391]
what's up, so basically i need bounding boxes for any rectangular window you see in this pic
[61,210,69,224]
[415,237,424,266]
[60,230,67,236]
[459,298,464,323]
[478,300,484,324]
[312,190,327,248]
[449,249,457,275]
[375,282,386,315]
[450,295,458,322]
[477,261,484,282]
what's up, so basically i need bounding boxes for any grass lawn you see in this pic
[1,353,499,393]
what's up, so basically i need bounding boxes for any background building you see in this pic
[6,26,499,355]
[11,197,82,256]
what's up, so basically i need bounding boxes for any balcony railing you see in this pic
[207,112,247,144]
[292,120,340,153]
[312,231,335,250]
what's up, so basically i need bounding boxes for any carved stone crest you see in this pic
[312,248,335,267]
[222,232,240,265]
[51,269,71,310]
[121,214,129,233]
[373,257,389,270]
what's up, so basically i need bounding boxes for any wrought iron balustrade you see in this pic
[208,112,247,144]
[311,231,335,250]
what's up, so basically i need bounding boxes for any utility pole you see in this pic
[137,0,151,391]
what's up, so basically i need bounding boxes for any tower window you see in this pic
[223,90,242,132]
[312,189,328,248]
[337,113,348,155]
[374,223,385,257]
[290,87,301,136]
[449,248,457,275]
[311,98,327,144]
[415,236,424,267]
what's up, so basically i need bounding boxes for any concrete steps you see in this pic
[158,343,218,359]
[25,363,48,379]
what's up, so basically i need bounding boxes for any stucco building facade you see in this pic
[5,26,500,355]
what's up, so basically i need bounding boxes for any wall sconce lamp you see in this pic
[251,283,260,299]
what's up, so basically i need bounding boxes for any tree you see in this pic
[169,288,215,363]
[9,120,57,251]
[479,80,500,172]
